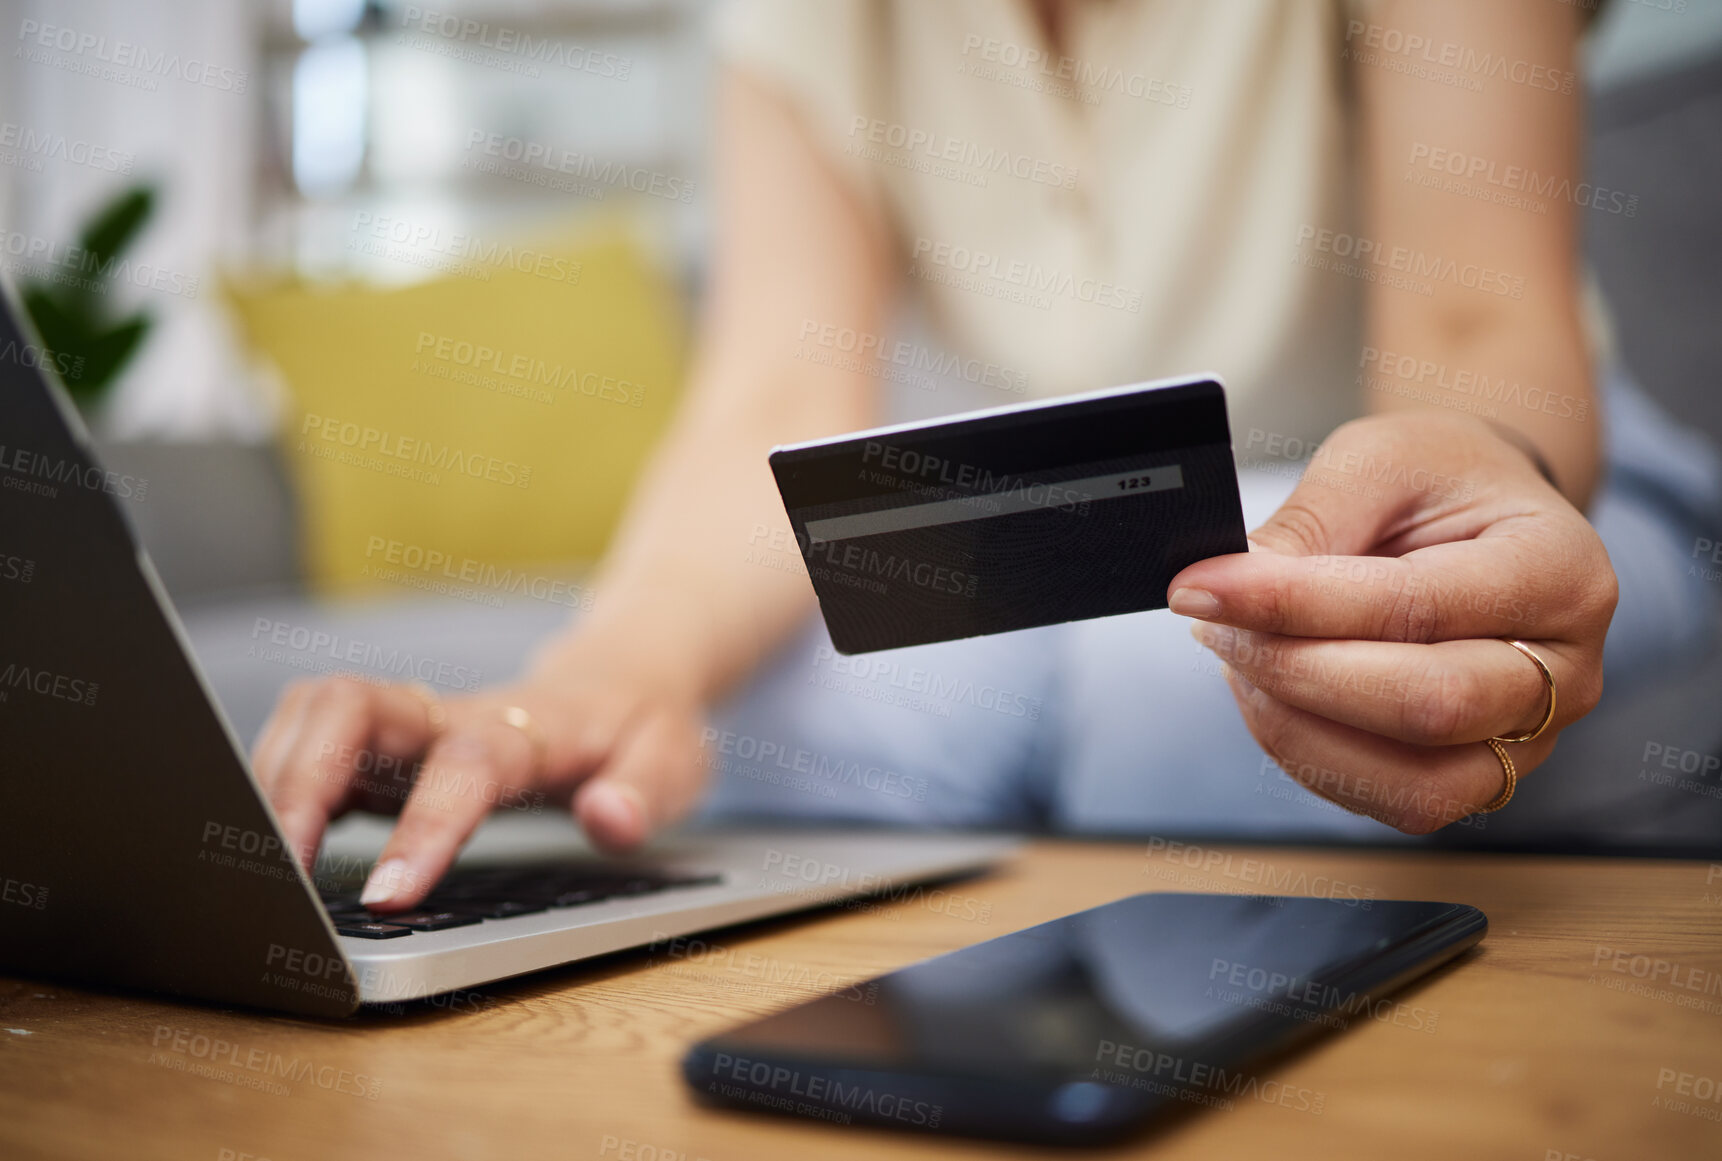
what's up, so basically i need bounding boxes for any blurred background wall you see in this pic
[0,0,712,439]
[0,0,1717,444]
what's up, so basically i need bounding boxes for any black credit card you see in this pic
[769,374,1247,653]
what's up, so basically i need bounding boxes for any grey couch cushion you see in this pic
[99,438,301,600]
[1588,54,1722,447]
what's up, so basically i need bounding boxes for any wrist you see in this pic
[527,612,707,706]
[1482,420,1561,494]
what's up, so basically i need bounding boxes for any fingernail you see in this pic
[360,857,414,908]
[1169,587,1221,619]
[583,783,645,846]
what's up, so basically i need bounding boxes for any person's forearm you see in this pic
[532,353,876,703]
[1357,2,1597,509]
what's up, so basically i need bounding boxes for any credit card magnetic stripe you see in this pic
[801,466,1185,542]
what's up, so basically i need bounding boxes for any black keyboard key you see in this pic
[441,900,550,919]
[371,910,483,931]
[662,873,725,888]
[337,923,412,939]
[437,886,557,903]
[552,879,655,905]
[318,861,725,923]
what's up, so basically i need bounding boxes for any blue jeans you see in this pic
[699,369,1722,838]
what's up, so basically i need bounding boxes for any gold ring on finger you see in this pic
[1491,638,1556,744]
[1481,738,1518,813]
[500,705,547,779]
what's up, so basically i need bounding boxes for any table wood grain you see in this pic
[2,840,1719,1161]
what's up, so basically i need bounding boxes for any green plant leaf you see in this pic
[79,186,155,269]
[74,317,151,395]
[19,286,86,351]
[18,183,158,410]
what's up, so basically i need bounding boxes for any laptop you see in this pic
[0,282,1013,1017]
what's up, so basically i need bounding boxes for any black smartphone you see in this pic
[682,892,1486,1145]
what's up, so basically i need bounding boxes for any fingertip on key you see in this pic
[579,782,647,852]
[359,857,417,910]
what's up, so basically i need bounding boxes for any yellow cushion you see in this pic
[226,222,683,596]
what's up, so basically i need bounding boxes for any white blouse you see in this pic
[716,0,1371,446]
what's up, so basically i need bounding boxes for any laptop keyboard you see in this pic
[320,862,724,939]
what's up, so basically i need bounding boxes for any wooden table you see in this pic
[3,840,1720,1160]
